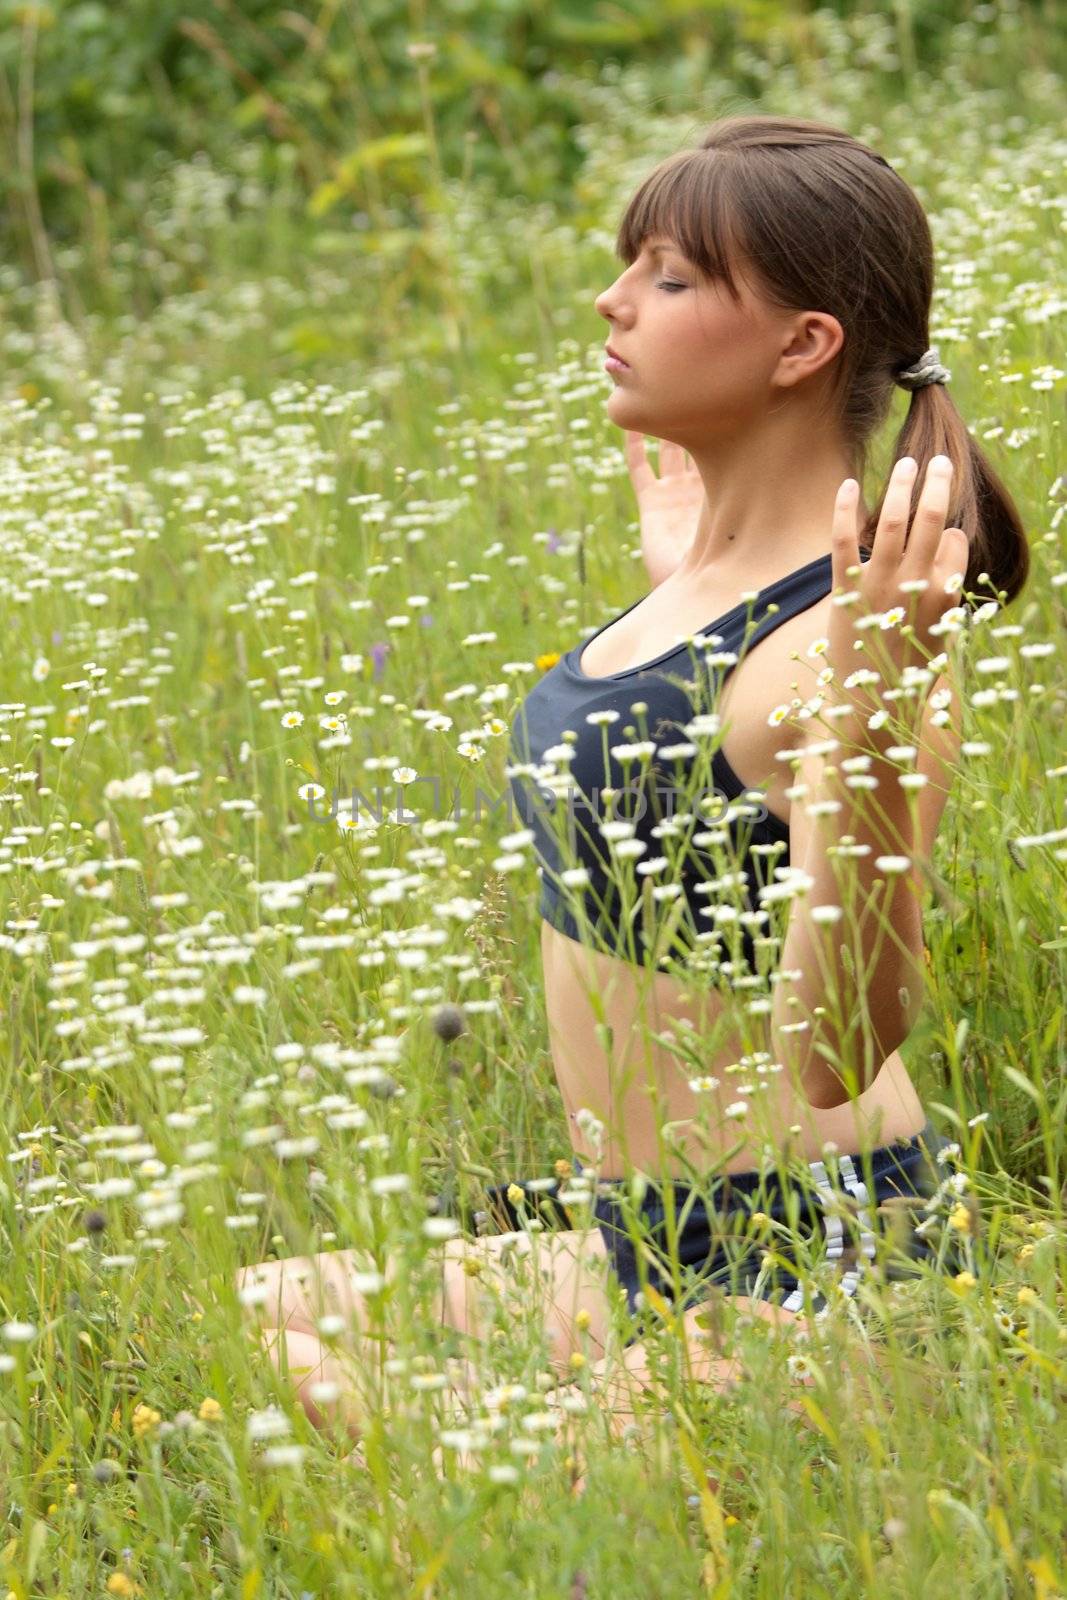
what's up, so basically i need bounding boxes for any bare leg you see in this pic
[234,1247,443,1436]
[257,1325,369,1439]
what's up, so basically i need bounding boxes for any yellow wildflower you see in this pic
[536,651,561,673]
[568,1352,587,1373]
[131,1403,161,1440]
[575,1309,592,1332]
[198,1397,223,1422]
[1016,1287,1038,1307]
[506,1182,526,1208]
[106,1576,141,1597]
[951,1270,977,1295]
[948,1203,972,1234]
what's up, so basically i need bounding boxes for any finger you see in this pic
[873,455,919,577]
[831,478,861,602]
[904,456,953,580]
[658,440,687,478]
[624,430,656,492]
[936,527,969,597]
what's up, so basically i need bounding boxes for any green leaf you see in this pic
[307,179,344,220]
[335,133,429,184]
[275,321,336,359]
[1002,1065,1044,1106]
[233,93,270,131]
[25,1520,49,1584]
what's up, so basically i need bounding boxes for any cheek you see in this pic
[668,301,740,362]
[691,316,768,385]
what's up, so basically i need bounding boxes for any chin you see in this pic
[607,397,676,439]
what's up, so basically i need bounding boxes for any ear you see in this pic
[780,310,846,388]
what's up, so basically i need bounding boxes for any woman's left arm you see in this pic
[768,455,969,1110]
[770,667,963,1109]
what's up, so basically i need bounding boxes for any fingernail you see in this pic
[930,455,952,474]
[896,457,917,474]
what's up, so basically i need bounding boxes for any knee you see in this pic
[233,1261,276,1319]
[726,1294,806,1334]
[262,1327,343,1430]
[234,1258,315,1331]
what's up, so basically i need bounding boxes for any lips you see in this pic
[605,345,630,366]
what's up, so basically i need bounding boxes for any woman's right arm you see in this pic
[624,431,706,588]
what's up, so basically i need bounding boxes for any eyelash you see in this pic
[656,281,686,292]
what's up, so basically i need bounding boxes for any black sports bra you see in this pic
[506,548,870,980]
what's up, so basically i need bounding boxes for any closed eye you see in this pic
[656,281,687,292]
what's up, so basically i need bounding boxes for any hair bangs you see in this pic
[613,149,746,301]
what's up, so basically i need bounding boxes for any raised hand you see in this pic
[822,454,968,740]
[624,431,706,589]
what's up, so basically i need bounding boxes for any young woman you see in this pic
[235,114,1028,1463]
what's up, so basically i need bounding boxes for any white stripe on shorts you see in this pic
[778,1152,879,1317]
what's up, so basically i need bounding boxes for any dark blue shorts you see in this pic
[570,1117,962,1347]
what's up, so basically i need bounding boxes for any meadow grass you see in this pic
[1,12,1066,1597]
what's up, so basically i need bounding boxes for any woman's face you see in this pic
[594,234,823,448]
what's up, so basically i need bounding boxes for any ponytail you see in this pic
[862,382,1030,614]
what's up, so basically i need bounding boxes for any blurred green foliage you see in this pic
[2,0,1063,286]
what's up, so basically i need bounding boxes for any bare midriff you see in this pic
[542,918,926,1178]
[540,565,928,1180]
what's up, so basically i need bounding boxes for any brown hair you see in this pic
[615,114,1030,612]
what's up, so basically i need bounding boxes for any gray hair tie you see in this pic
[896,344,951,391]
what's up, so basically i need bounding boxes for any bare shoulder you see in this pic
[772,590,837,720]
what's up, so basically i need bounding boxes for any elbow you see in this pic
[804,1085,852,1112]
[799,1060,868,1111]
[774,943,926,1109]
[800,1063,884,1111]
[796,1011,921,1111]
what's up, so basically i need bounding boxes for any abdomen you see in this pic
[540,920,927,1178]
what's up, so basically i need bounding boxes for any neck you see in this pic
[671,428,870,589]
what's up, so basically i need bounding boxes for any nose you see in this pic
[594,269,626,321]
[594,285,614,319]
[598,275,630,324]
